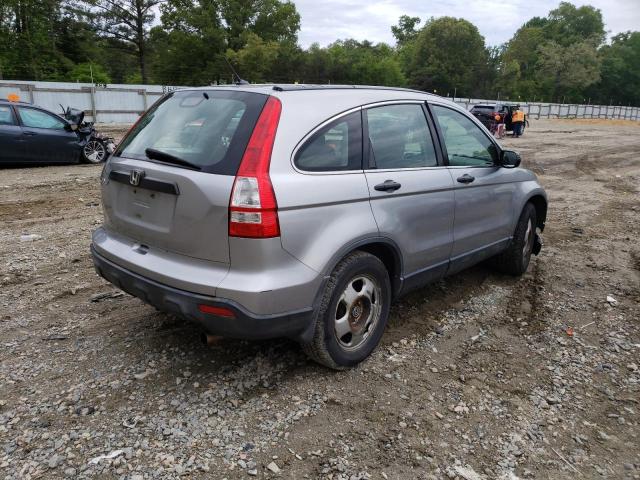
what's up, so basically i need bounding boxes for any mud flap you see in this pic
[533,233,543,256]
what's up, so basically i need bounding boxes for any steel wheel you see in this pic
[83,140,106,163]
[334,275,382,351]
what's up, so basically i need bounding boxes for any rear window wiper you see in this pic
[145,148,202,171]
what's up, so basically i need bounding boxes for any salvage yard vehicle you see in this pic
[470,102,527,135]
[0,99,114,165]
[91,85,547,369]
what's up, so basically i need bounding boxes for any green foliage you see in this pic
[227,33,281,83]
[72,0,163,83]
[589,32,640,105]
[391,15,420,46]
[546,2,605,46]
[408,17,489,97]
[301,40,405,86]
[498,1,606,101]
[68,62,111,83]
[0,0,638,108]
[537,41,601,100]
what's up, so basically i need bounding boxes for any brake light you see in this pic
[229,96,282,238]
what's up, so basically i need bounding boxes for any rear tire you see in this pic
[490,203,537,276]
[82,139,107,164]
[301,251,391,369]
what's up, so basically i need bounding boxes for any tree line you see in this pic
[0,0,638,106]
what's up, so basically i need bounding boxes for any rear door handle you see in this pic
[374,180,401,192]
[457,174,475,184]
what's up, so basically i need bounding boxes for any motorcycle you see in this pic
[60,105,116,164]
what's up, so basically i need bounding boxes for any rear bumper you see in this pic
[91,245,314,341]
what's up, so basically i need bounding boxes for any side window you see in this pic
[431,105,498,167]
[295,111,362,171]
[0,105,16,126]
[366,104,437,169]
[17,107,66,130]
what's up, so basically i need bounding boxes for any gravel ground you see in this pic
[1,119,639,479]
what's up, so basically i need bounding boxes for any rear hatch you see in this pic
[101,89,268,264]
[470,105,496,126]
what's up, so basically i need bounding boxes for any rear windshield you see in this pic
[115,90,267,175]
[472,105,496,111]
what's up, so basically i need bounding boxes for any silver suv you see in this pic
[91,85,547,369]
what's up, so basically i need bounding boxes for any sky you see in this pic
[293,0,640,47]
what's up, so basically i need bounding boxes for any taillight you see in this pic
[229,96,282,238]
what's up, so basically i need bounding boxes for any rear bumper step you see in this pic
[91,245,313,340]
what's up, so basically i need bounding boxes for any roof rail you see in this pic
[271,84,435,96]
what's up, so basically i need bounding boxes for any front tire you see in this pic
[301,251,391,369]
[490,203,537,275]
[82,139,107,164]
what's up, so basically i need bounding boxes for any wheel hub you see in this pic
[334,275,382,350]
[348,298,371,333]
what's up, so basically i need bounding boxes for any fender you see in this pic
[295,235,404,344]
[523,187,548,232]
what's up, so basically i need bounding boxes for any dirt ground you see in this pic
[1,119,639,480]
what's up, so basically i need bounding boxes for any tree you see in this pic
[0,0,74,80]
[545,2,605,47]
[589,32,640,105]
[219,0,300,51]
[68,62,111,82]
[76,0,162,83]
[537,40,601,101]
[408,17,488,97]
[498,1,606,101]
[151,0,226,85]
[227,33,279,83]
[391,15,420,46]
[498,24,547,99]
[151,0,300,85]
[298,39,405,86]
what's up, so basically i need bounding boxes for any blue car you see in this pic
[0,99,114,165]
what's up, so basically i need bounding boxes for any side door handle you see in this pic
[374,180,401,192]
[22,131,37,136]
[457,174,475,184]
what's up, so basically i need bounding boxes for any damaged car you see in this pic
[0,99,114,165]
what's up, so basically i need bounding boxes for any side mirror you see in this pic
[65,123,78,132]
[500,150,521,168]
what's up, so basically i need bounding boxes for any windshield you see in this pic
[116,90,267,175]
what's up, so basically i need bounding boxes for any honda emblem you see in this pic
[129,169,144,186]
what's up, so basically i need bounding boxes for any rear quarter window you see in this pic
[294,111,362,172]
[115,90,267,175]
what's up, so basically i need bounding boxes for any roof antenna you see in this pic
[223,57,249,85]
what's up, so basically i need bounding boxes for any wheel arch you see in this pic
[526,194,548,232]
[322,237,404,299]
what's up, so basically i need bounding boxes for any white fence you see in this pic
[454,98,640,121]
[0,80,184,123]
[1,80,639,123]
